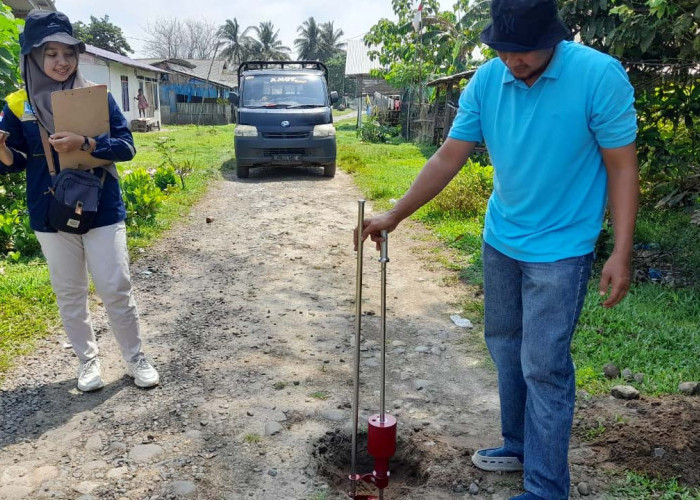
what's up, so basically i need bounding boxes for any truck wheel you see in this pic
[237,165,250,178]
[323,163,336,178]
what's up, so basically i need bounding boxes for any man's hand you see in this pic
[599,143,639,308]
[48,132,84,153]
[598,251,631,308]
[354,211,401,251]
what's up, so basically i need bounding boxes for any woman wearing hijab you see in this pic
[0,10,159,392]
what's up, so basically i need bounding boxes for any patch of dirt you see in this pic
[573,395,700,487]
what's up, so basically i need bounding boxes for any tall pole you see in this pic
[197,42,221,126]
[350,200,365,498]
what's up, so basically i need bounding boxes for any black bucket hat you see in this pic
[480,0,571,52]
[19,10,86,56]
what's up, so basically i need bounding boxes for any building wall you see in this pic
[79,53,162,127]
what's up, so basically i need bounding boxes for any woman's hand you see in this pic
[0,131,12,166]
[48,132,84,153]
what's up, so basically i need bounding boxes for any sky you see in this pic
[55,0,417,58]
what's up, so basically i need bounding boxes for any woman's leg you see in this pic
[83,222,142,362]
[35,230,97,362]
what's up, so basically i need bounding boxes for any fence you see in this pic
[162,103,232,126]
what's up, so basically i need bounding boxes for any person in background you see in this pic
[0,10,160,392]
[135,87,149,118]
[356,0,638,498]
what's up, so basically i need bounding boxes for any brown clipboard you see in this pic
[51,85,111,170]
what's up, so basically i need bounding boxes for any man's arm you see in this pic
[599,143,639,307]
[357,138,476,249]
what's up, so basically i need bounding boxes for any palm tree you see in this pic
[319,21,345,62]
[294,17,322,60]
[248,21,291,61]
[218,18,252,65]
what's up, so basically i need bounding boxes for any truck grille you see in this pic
[262,132,310,139]
[263,148,307,156]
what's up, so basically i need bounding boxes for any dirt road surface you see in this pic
[1,166,698,499]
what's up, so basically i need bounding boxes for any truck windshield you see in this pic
[241,74,327,108]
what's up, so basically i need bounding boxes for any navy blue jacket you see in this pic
[0,89,135,232]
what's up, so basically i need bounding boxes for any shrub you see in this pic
[120,169,164,222]
[359,116,400,143]
[154,165,178,191]
[428,160,493,217]
[0,173,40,259]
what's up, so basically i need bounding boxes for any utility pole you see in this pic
[197,42,221,126]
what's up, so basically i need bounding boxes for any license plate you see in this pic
[271,154,300,162]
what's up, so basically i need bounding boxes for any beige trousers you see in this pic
[35,222,142,363]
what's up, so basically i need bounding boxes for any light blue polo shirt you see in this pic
[448,41,637,262]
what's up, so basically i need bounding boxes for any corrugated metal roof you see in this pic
[85,45,168,74]
[344,39,384,76]
[4,0,56,17]
[137,58,237,89]
[182,59,238,87]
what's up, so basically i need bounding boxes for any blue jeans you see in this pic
[482,242,593,499]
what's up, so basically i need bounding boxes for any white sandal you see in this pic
[471,448,524,472]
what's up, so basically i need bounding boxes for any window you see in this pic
[120,76,130,111]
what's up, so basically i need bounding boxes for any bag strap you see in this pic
[38,124,56,176]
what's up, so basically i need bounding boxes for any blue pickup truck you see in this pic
[231,61,339,178]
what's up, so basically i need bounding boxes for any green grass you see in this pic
[0,124,235,378]
[309,391,331,400]
[244,433,262,444]
[336,122,700,395]
[574,283,700,395]
[608,472,700,499]
[120,125,235,251]
[0,262,58,373]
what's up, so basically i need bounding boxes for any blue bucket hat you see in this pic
[480,0,571,52]
[19,10,86,56]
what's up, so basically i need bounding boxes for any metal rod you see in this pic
[351,200,365,496]
[379,230,389,422]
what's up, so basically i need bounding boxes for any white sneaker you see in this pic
[126,353,160,388]
[77,357,104,392]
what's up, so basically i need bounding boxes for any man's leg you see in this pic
[482,242,526,457]
[520,254,593,499]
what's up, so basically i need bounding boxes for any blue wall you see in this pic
[160,78,232,111]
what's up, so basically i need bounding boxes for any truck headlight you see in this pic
[313,124,336,137]
[235,125,258,137]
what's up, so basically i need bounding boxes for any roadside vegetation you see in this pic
[0,125,234,377]
[337,122,700,398]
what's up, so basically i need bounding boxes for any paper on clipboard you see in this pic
[51,85,111,170]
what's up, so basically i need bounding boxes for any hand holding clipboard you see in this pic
[51,85,111,170]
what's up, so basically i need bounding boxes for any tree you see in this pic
[183,19,219,59]
[319,21,345,61]
[560,0,699,203]
[218,18,253,66]
[326,52,356,97]
[144,18,184,58]
[0,2,22,101]
[72,15,132,55]
[295,17,321,60]
[144,18,219,59]
[247,21,291,61]
[364,0,490,88]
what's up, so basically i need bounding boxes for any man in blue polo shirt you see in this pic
[356,0,639,498]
